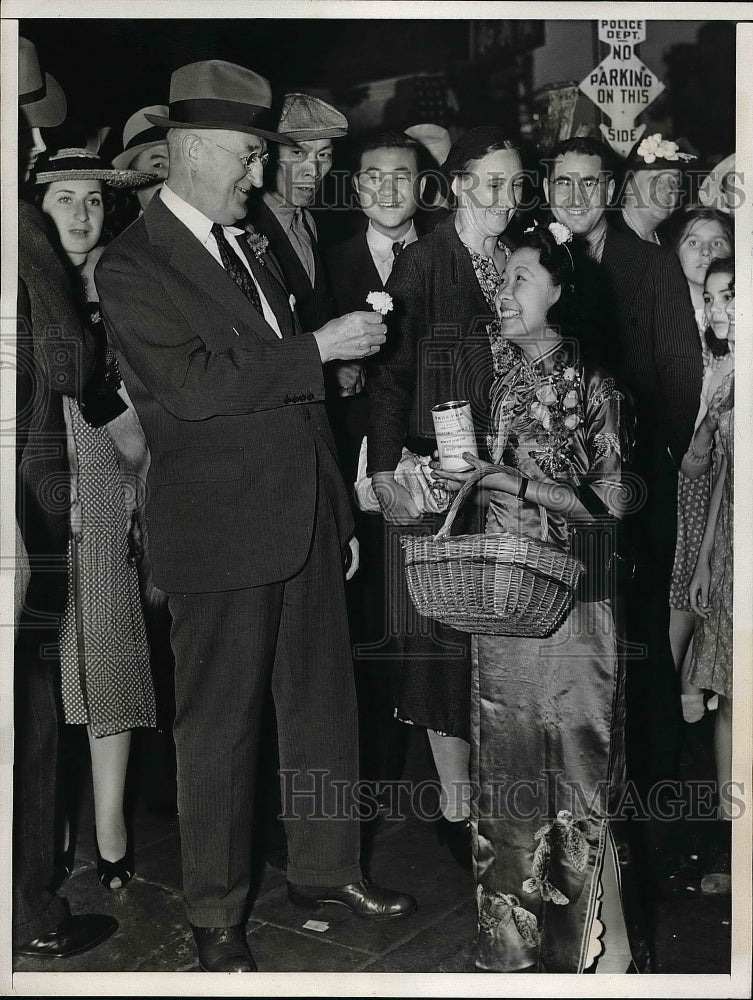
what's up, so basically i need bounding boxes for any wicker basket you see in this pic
[401,468,584,637]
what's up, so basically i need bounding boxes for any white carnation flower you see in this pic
[366,291,394,315]
[548,222,573,245]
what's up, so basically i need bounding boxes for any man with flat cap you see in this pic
[113,105,170,212]
[14,36,118,960]
[246,91,348,334]
[95,59,415,974]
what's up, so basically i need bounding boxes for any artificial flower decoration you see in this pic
[366,291,394,315]
[246,229,269,263]
[548,222,573,245]
[636,133,696,165]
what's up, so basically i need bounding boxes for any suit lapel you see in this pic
[145,197,281,344]
[237,238,296,338]
[602,226,648,314]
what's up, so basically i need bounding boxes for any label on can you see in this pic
[431,400,478,471]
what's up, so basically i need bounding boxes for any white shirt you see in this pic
[160,184,282,338]
[366,220,418,286]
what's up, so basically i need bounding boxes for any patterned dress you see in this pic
[669,311,730,611]
[686,377,734,698]
[58,282,155,738]
[471,345,645,972]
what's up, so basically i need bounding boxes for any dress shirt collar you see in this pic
[366,220,417,260]
[160,184,245,244]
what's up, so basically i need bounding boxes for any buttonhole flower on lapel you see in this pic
[366,291,393,316]
[246,228,269,264]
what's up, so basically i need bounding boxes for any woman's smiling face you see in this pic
[41,179,105,263]
[454,148,523,238]
[495,246,562,345]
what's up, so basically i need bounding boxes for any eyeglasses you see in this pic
[202,137,269,171]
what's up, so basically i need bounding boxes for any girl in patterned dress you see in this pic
[36,149,157,889]
[667,210,733,723]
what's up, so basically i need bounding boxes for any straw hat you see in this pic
[112,106,169,170]
[145,60,294,143]
[277,93,348,141]
[19,36,66,128]
[34,148,158,189]
[698,153,737,214]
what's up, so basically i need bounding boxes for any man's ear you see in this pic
[418,175,427,200]
[607,176,616,204]
[543,176,549,204]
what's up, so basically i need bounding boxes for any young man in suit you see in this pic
[325,130,427,812]
[544,136,703,807]
[95,59,416,974]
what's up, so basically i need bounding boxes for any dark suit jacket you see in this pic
[246,197,333,333]
[365,212,497,475]
[600,225,702,467]
[95,195,353,594]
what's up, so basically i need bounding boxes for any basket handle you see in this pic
[435,466,550,543]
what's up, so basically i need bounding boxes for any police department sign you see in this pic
[579,21,665,157]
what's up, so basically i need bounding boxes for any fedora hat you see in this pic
[145,60,294,143]
[19,36,66,128]
[34,148,158,190]
[112,106,169,170]
[277,93,348,141]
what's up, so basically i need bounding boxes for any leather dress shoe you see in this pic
[15,913,118,958]
[190,923,257,972]
[287,878,417,921]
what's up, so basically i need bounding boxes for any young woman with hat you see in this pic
[34,147,158,891]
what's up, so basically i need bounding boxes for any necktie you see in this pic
[211,223,263,313]
[392,240,405,259]
[289,209,316,284]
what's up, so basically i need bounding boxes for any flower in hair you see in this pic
[366,291,393,315]
[636,133,696,165]
[548,222,573,246]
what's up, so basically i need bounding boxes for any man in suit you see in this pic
[95,59,416,974]
[14,36,118,960]
[245,92,347,335]
[544,136,703,800]
[325,129,428,811]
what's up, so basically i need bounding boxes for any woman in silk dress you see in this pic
[433,224,646,972]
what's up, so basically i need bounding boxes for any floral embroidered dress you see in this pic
[471,344,645,972]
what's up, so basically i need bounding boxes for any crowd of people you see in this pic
[13,37,737,975]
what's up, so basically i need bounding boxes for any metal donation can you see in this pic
[431,400,478,471]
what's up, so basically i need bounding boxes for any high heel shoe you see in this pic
[435,816,473,872]
[95,833,134,891]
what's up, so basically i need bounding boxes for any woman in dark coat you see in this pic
[366,127,524,862]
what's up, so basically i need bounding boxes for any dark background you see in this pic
[20,18,736,162]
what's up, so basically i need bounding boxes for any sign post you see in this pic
[579,20,665,157]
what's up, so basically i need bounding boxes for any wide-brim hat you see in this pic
[405,123,451,167]
[19,36,66,129]
[277,92,348,141]
[145,60,295,144]
[112,105,169,170]
[625,132,697,172]
[34,148,158,189]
